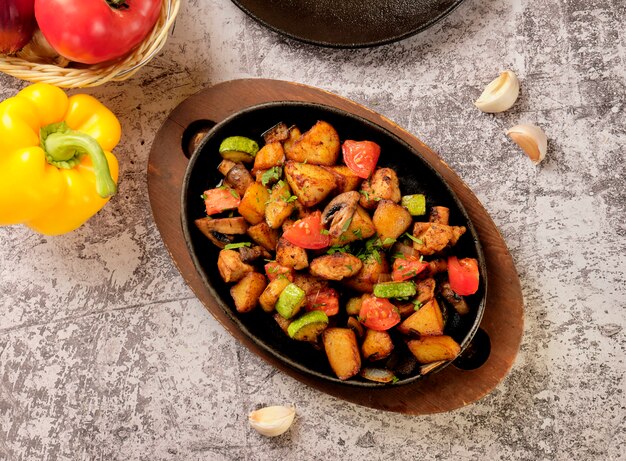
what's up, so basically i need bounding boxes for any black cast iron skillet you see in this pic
[181,101,486,387]
[231,0,466,48]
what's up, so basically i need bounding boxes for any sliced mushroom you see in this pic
[321,191,360,238]
[438,280,470,315]
[239,245,272,264]
[195,217,249,248]
[225,163,254,197]
[262,121,291,144]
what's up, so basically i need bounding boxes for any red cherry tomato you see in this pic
[203,187,240,216]
[264,262,294,282]
[448,256,480,296]
[305,288,339,316]
[35,0,162,64]
[342,140,381,179]
[392,257,429,281]
[359,295,401,331]
[282,211,330,250]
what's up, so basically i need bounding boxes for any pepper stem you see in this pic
[41,122,117,198]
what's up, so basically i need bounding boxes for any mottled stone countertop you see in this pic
[1,0,624,460]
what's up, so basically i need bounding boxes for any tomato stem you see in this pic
[107,0,129,9]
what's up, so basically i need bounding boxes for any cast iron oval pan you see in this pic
[181,101,486,387]
[231,0,465,47]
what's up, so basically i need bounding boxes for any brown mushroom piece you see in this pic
[321,191,360,239]
[194,217,249,248]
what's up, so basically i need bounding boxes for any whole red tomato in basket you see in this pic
[34,0,162,64]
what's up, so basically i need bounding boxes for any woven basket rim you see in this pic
[0,0,180,88]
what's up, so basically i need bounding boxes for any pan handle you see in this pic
[181,120,217,159]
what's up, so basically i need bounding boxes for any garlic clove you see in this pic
[506,124,548,164]
[249,405,296,437]
[475,70,520,113]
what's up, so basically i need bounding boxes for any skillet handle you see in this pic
[182,120,217,159]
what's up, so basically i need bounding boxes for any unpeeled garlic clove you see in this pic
[475,70,520,113]
[248,405,296,437]
[506,124,548,164]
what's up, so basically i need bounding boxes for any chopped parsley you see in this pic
[404,232,423,245]
[224,242,252,250]
[413,299,423,310]
[261,167,282,186]
[382,237,396,246]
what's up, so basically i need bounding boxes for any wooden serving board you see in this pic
[147,79,524,414]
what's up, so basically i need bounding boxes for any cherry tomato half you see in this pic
[342,140,381,179]
[447,256,480,296]
[392,257,429,281]
[359,295,401,331]
[203,187,240,216]
[264,262,294,282]
[305,288,339,316]
[282,211,330,250]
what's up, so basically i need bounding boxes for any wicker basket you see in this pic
[0,0,180,88]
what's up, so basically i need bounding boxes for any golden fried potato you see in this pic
[323,328,361,380]
[238,182,271,225]
[286,120,340,165]
[361,329,394,361]
[397,298,444,336]
[276,237,308,270]
[230,272,267,313]
[284,161,336,208]
[407,336,461,364]
[373,200,413,246]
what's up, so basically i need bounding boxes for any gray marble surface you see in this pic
[1,0,625,459]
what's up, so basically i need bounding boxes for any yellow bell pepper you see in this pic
[0,83,120,235]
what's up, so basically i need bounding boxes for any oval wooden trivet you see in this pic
[147,79,524,414]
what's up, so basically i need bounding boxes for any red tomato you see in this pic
[35,0,162,64]
[392,257,428,281]
[359,295,401,331]
[264,262,294,282]
[305,288,339,316]
[282,211,330,250]
[342,140,381,179]
[448,256,480,296]
[203,187,240,216]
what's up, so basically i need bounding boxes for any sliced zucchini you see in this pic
[401,194,426,216]
[373,281,416,299]
[275,283,306,319]
[219,136,259,163]
[287,311,329,341]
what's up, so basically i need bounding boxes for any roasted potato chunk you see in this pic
[230,272,267,313]
[324,165,362,193]
[238,182,271,225]
[283,125,302,156]
[309,253,363,281]
[246,222,279,251]
[373,200,413,246]
[397,298,444,336]
[217,249,254,283]
[253,142,285,172]
[361,329,394,361]
[259,276,291,313]
[323,328,361,380]
[286,120,340,165]
[265,181,295,229]
[284,161,336,207]
[407,335,461,364]
[276,237,308,270]
[359,168,401,209]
